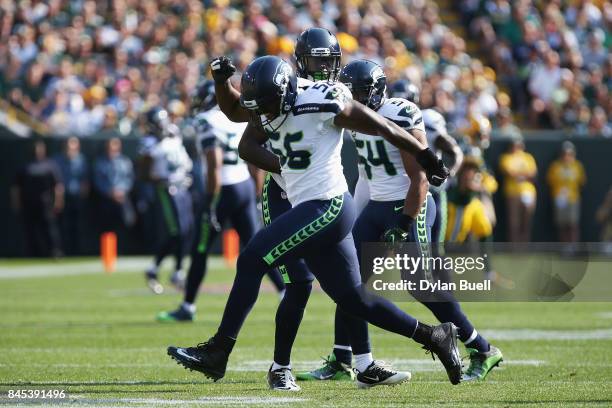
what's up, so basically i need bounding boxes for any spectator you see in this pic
[54,137,89,254]
[546,141,586,243]
[11,140,64,257]
[498,136,537,242]
[528,50,562,127]
[93,138,135,232]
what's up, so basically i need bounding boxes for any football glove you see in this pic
[210,56,236,84]
[416,148,449,187]
[203,193,222,232]
[382,214,414,243]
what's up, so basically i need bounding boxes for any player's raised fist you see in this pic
[210,56,236,83]
[416,147,449,187]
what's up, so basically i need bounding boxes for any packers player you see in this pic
[156,80,285,322]
[167,55,460,391]
[299,60,503,384]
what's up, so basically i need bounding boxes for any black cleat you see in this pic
[167,338,229,381]
[355,360,411,389]
[267,365,300,391]
[421,322,462,385]
[157,305,194,322]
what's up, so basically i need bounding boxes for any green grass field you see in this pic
[1,256,612,407]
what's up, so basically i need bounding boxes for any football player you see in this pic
[142,107,194,294]
[167,55,460,391]
[300,64,502,382]
[389,78,421,105]
[156,80,285,322]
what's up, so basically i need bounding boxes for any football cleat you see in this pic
[167,338,229,381]
[355,360,411,389]
[170,269,186,290]
[296,354,354,381]
[462,345,503,381]
[421,322,462,385]
[267,365,300,391]
[145,271,163,294]
[157,306,194,322]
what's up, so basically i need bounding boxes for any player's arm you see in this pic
[381,133,429,243]
[238,123,281,174]
[434,133,464,177]
[334,100,448,186]
[400,148,429,219]
[210,57,250,123]
[248,164,265,198]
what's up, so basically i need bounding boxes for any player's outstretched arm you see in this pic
[238,123,281,174]
[434,133,464,177]
[334,100,425,154]
[334,100,449,186]
[210,57,250,123]
[400,137,429,219]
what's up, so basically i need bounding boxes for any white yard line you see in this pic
[0,396,308,407]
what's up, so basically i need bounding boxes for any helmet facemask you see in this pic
[297,52,341,81]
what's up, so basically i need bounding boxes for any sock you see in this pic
[464,329,490,353]
[354,353,373,373]
[212,332,236,355]
[181,302,195,314]
[333,345,352,366]
[271,361,291,371]
[412,321,433,345]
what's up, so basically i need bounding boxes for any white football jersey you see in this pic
[194,107,250,186]
[263,80,352,206]
[351,97,425,201]
[265,77,314,192]
[150,134,193,189]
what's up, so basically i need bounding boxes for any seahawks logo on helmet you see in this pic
[273,63,291,87]
[371,66,385,82]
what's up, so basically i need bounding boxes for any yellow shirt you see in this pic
[498,151,537,198]
[546,159,586,204]
[446,196,493,243]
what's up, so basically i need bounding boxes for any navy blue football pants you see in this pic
[153,185,193,273]
[334,194,480,351]
[216,181,423,361]
[184,178,284,304]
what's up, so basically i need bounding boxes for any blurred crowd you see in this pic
[461,0,611,134]
[0,0,609,140]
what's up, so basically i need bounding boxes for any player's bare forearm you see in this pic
[335,101,426,155]
[435,134,464,176]
[238,124,281,174]
[401,150,428,218]
[205,147,223,196]
[214,80,250,123]
[248,164,264,197]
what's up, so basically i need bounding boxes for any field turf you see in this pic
[1,256,611,407]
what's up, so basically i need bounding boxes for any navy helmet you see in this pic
[295,28,342,81]
[191,80,216,114]
[144,106,170,136]
[339,59,386,111]
[389,79,420,104]
[240,56,298,133]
